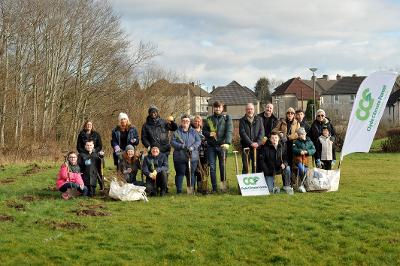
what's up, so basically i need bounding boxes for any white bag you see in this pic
[109,178,148,202]
[305,168,341,192]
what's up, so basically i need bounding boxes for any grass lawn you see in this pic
[0,152,399,265]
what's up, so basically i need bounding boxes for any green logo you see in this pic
[243,176,259,185]
[355,88,374,121]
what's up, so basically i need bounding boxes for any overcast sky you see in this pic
[110,0,400,90]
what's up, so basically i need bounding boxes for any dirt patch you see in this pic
[50,221,86,230]
[79,202,105,209]
[24,163,42,175]
[0,178,16,184]
[21,195,38,202]
[45,185,58,192]
[76,209,110,217]
[0,214,15,222]
[6,200,25,211]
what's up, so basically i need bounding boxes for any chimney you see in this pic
[352,74,357,77]
[212,85,216,91]
[322,74,328,80]
[336,74,341,80]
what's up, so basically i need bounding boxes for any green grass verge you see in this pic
[0,153,399,265]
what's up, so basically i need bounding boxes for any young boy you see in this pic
[315,126,336,170]
[78,139,103,197]
[292,127,316,187]
[142,145,168,196]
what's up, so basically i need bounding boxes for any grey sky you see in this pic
[110,0,400,90]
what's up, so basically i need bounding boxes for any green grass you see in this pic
[0,153,400,265]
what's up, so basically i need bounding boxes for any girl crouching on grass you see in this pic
[56,152,88,199]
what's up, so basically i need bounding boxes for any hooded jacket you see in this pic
[141,116,178,153]
[310,117,336,146]
[292,137,316,165]
[259,142,288,176]
[171,127,201,162]
[56,164,84,189]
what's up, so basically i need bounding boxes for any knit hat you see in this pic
[118,112,129,122]
[322,125,330,132]
[297,127,306,135]
[148,105,159,114]
[316,109,326,117]
[125,145,135,152]
[151,143,160,150]
[286,107,295,114]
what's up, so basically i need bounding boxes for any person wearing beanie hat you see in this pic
[142,144,168,196]
[141,105,178,193]
[111,112,139,168]
[272,106,300,172]
[171,114,201,194]
[118,144,141,184]
[310,109,336,163]
[292,127,316,190]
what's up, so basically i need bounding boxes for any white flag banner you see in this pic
[341,71,398,161]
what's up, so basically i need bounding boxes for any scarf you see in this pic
[246,115,254,124]
[68,163,81,173]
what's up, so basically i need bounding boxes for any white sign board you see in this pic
[237,173,270,196]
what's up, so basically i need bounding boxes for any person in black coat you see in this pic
[295,109,311,134]
[141,105,178,155]
[259,132,293,194]
[239,103,264,174]
[76,120,103,154]
[78,139,103,197]
[309,109,336,148]
[111,112,139,168]
[257,103,278,141]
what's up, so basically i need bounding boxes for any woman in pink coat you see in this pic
[56,151,88,199]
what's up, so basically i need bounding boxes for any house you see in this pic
[271,75,337,118]
[147,79,210,116]
[321,75,400,125]
[208,80,259,119]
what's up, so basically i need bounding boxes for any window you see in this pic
[334,95,339,104]
[350,95,355,104]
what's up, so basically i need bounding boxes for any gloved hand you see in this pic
[331,160,336,167]
[316,159,322,168]
[131,138,137,144]
[99,151,105,156]
[221,144,229,150]
[114,146,121,153]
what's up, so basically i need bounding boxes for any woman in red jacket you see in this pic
[56,151,88,199]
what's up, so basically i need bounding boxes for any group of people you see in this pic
[56,101,337,199]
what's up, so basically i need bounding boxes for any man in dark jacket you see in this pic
[78,139,103,197]
[141,105,178,193]
[295,109,310,134]
[142,145,169,196]
[203,101,233,193]
[239,103,264,174]
[141,105,178,155]
[259,132,293,194]
[257,103,278,141]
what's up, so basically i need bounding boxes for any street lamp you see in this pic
[309,67,318,120]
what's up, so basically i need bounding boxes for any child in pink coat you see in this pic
[56,151,88,199]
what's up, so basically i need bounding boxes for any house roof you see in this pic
[271,78,319,100]
[148,79,210,97]
[302,78,337,93]
[321,76,366,95]
[208,80,258,105]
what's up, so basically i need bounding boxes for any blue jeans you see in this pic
[174,160,198,193]
[208,146,226,191]
[265,166,291,192]
[296,163,307,178]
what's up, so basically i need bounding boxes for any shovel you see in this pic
[187,150,194,195]
[233,150,241,195]
[243,147,250,174]
[220,147,228,192]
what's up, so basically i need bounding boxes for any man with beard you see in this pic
[141,105,178,192]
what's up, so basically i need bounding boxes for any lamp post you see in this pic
[309,67,318,120]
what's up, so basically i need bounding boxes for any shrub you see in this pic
[381,128,400,152]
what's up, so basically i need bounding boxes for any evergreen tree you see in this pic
[254,77,272,105]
